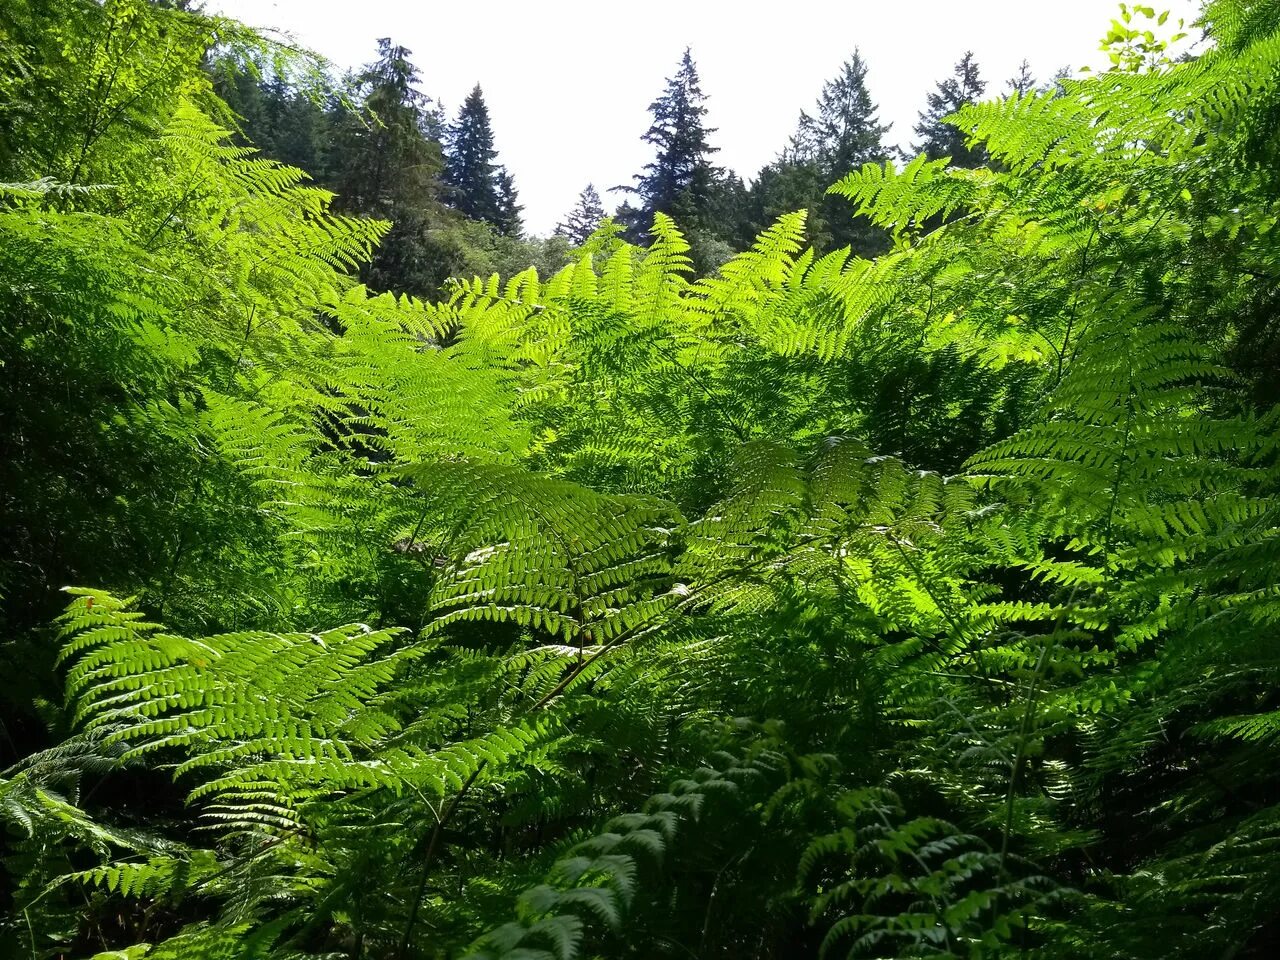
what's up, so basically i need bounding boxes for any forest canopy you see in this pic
[2,1,1280,958]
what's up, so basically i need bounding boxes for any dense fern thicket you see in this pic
[2,1,1280,957]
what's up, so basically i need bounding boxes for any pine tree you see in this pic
[913,51,987,167]
[445,84,502,225]
[329,39,441,214]
[494,165,522,238]
[556,183,606,244]
[797,50,891,255]
[268,78,327,174]
[619,47,721,239]
[323,38,457,296]
[741,51,889,257]
[10,3,1280,957]
[1045,65,1072,95]
[423,99,449,144]
[213,67,327,176]
[1005,58,1037,97]
[795,50,890,177]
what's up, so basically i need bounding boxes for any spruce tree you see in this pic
[323,38,476,298]
[1046,65,1072,96]
[798,50,891,255]
[423,99,449,144]
[446,84,502,225]
[269,78,327,174]
[213,66,327,176]
[795,50,890,177]
[329,39,441,214]
[1005,58,1037,97]
[742,51,890,257]
[619,47,721,239]
[913,51,987,167]
[494,165,523,238]
[556,184,606,244]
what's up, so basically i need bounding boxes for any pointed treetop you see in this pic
[792,49,890,176]
[445,83,506,226]
[619,47,722,239]
[361,38,432,116]
[494,165,522,238]
[913,51,988,168]
[1006,59,1037,98]
[329,37,441,215]
[556,183,606,245]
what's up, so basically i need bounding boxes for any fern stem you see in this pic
[397,763,486,958]
[1055,224,1097,385]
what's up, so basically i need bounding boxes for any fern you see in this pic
[5,2,1280,958]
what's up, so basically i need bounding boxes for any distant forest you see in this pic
[212,33,1052,283]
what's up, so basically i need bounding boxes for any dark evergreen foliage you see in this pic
[742,50,891,256]
[324,38,457,295]
[1005,57,1037,96]
[330,39,440,211]
[494,164,523,237]
[446,84,507,228]
[215,44,551,296]
[556,183,607,244]
[794,49,890,176]
[617,48,722,242]
[913,50,988,166]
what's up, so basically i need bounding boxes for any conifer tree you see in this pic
[1005,58,1037,97]
[618,48,721,239]
[329,39,441,214]
[1046,65,1072,95]
[9,3,1280,958]
[494,165,523,237]
[797,49,891,254]
[913,51,987,167]
[267,77,327,173]
[445,84,502,225]
[556,183,606,244]
[741,51,890,257]
[795,50,890,177]
[423,99,449,144]
[216,50,550,295]
[326,38,451,295]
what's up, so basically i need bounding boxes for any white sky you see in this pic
[210,0,1202,235]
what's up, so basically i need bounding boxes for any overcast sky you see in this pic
[210,0,1202,235]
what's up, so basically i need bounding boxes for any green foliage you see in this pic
[798,788,1063,958]
[215,39,542,299]
[742,50,892,257]
[446,84,518,234]
[913,52,988,168]
[555,184,606,246]
[4,2,1280,959]
[617,47,734,271]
